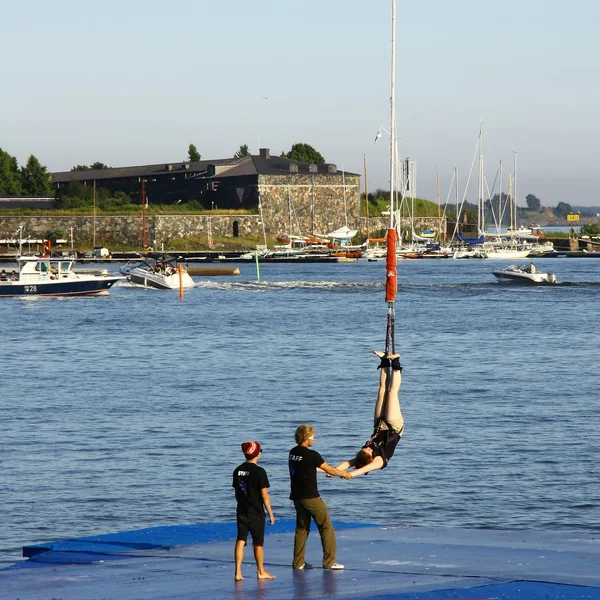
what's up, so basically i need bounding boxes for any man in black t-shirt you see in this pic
[335,351,404,477]
[232,441,276,581]
[289,424,351,570]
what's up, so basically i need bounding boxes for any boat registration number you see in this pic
[24,286,38,293]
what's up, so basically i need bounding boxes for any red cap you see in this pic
[241,441,261,459]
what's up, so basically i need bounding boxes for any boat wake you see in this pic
[194,280,383,293]
[116,280,162,289]
[117,279,600,293]
[554,281,600,288]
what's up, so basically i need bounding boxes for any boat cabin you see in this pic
[18,257,75,281]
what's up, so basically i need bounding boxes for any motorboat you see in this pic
[0,256,123,297]
[492,263,557,284]
[121,255,195,290]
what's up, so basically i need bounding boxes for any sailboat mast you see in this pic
[452,165,459,241]
[259,196,267,248]
[288,186,292,239]
[364,154,370,242]
[311,176,315,235]
[384,0,398,357]
[436,167,441,240]
[409,160,417,241]
[93,180,97,248]
[477,122,483,235]
[513,150,518,228]
[342,166,348,227]
[141,178,147,249]
[508,173,514,232]
[389,0,396,230]
[499,160,503,233]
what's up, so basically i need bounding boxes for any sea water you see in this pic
[1,258,599,565]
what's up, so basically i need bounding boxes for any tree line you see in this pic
[0,148,52,196]
[1,141,326,193]
[187,142,325,164]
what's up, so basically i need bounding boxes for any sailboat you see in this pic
[483,152,531,259]
[453,123,488,259]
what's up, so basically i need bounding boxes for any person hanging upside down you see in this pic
[335,351,404,477]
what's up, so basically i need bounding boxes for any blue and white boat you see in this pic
[0,255,122,297]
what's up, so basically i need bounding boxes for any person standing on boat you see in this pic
[334,351,404,477]
[289,424,350,570]
[232,441,276,581]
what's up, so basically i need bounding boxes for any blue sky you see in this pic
[2,0,599,207]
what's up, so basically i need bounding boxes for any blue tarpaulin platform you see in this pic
[2,521,599,599]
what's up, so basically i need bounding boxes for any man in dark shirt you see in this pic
[335,351,404,477]
[232,441,276,581]
[289,424,351,570]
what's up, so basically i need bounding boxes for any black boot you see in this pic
[377,357,391,370]
[373,350,390,369]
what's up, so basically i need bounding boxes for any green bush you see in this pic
[47,228,67,242]
[580,222,600,236]
[99,191,132,210]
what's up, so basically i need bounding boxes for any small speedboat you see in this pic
[122,255,194,290]
[0,255,123,297]
[492,263,557,284]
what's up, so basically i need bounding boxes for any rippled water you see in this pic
[1,258,599,565]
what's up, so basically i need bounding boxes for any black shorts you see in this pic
[236,513,265,546]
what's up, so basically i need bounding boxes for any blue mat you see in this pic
[2,522,599,600]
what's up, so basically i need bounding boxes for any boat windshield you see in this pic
[57,261,72,273]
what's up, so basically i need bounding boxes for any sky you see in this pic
[2,0,599,207]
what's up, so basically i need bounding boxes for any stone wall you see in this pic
[0,215,264,249]
[258,173,361,237]
[0,210,444,249]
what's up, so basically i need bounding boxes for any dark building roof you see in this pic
[246,149,358,177]
[0,196,55,209]
[51,149,358,184]
[51,158,236,184]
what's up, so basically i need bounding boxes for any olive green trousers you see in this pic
[292,497,337,569]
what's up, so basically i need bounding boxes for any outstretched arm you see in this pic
[333,459,356,472]
[349,456,385,478]
[320,462,352,479]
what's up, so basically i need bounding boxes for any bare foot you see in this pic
[235,573,244,581]
[387,353,400,359]
[373,350,385,358]
[257,571,276,579]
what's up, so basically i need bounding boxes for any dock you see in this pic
[1,521,598,599]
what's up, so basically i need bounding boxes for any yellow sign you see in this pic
[567,214,580,222]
